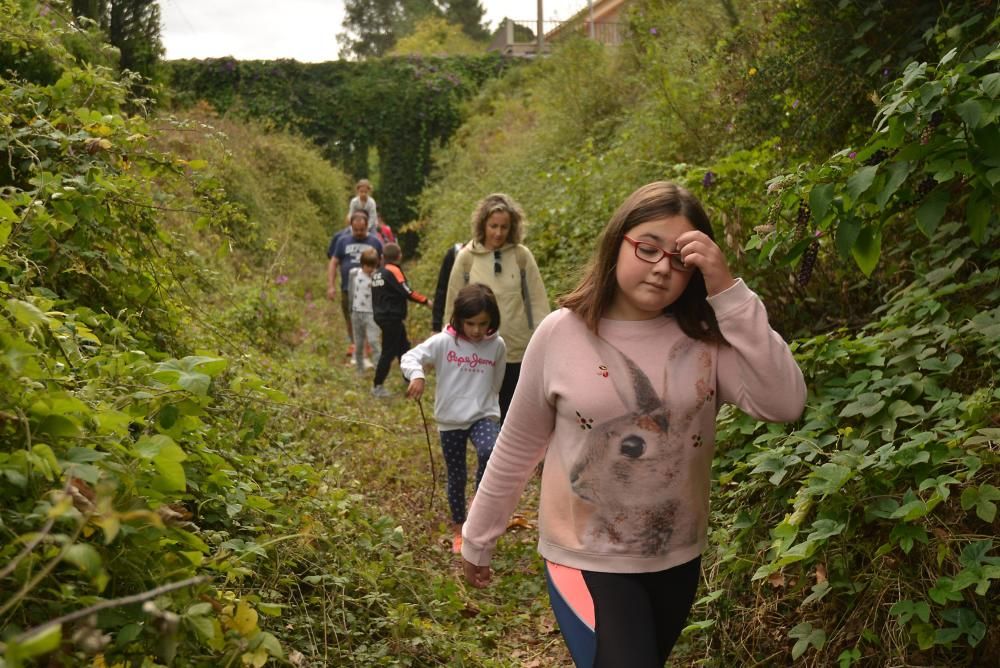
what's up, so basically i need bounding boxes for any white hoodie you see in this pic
[401,326,507,430]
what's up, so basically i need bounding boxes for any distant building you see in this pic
[546,0,630,46]
[488,0,631,57]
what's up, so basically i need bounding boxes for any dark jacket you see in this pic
[432,243,463,331]
[372,262,428,321]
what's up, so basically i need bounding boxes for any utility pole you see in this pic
[537,0,544,54]
[588,0,595,39]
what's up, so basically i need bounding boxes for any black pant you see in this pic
[374,318,409,387]
[582,557,701,667]
[498,362,521,422]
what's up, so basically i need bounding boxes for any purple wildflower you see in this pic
[702,171,717,188]
[849,151,857,159]
[792,99,799,109]
[650,28,658,36]
[275,274,289,285]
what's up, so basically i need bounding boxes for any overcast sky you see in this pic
[160,1,590,62]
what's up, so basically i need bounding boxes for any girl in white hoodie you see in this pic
[401,284,507,553]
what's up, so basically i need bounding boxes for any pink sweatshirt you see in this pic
[461,279,806,573]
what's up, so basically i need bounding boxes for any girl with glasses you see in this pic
[460,182,806,667]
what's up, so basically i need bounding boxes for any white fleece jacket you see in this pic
[401,327,507,431]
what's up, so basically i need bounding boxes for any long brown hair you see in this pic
[470,193,525,246]
[559,181,725,343]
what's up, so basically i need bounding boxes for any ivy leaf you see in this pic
[851,225,881,276]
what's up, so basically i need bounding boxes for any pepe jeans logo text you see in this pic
[446,350,496,370]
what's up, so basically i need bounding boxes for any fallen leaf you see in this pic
[506,515,533,530]
[768,571,786,588]
[815,563,827,584]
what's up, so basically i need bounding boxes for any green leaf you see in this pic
[851,225,881,276]
[0,197,16,224]
[846,165,879,201]
[876,161,912,209]
[5,299,51,331]
[809,183,834,222]
[63,543,105,584]
[954,99,985,129]
[835,216,861,260]
[790,623,826,660]
[153,442,188,492]
[840,392,885,417]
[982,72,1000,99]
[915,189,949,237]
[965,189,991,245]
[9,625,62,661]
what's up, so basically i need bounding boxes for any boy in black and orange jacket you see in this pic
[370,243,432,397]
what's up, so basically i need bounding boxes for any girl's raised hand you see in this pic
[675,230,736,296]
[406,378,425,400]
[462,558,491,588]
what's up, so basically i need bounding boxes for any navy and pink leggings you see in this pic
[439,417,499,524]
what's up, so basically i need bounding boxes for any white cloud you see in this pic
[161,0,589,62]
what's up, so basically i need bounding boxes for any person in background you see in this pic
[460,182,806,667]
[347,179,378,235]
[432,242,464,332]
[346,247,381,373]
[444,194,549,420]
[370,243,432,398]
[327,211,382,358]
[375,213,396,245]
[401,283,506,554]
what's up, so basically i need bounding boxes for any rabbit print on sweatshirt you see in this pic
[569,335,714,556]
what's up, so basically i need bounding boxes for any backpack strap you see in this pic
[458,246,474,285]
[513,245,534,330]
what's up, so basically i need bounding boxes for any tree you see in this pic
[338,0,442,60]
[70,0,163,79]
[389,16,484,56]
[441,0,489,41]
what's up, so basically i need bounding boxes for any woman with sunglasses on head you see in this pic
[444,193,550,421]
[460,182,806,666]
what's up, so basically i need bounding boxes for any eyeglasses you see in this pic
[622,235,690,271]
[494,250,502,275]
